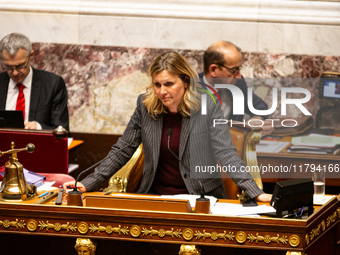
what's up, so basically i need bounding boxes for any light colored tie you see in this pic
[16,83,25,120]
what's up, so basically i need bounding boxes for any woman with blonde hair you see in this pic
[64,51,271,202]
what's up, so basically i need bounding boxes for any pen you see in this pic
[59,185,81,189]
[43,191,54,199]
[38,191,49,198]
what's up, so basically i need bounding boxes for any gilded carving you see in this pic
[89,224,129,235]
[141,227,182,238]
[3,219,10,228]
[38,221,77,232]
[165,228,181,238]
[158,229,166,237]
[310,224,321,241]
[78,222,89,235]
[194,230,234,241]
[247,233,288,245]
[288,235,300,247]
[337,207,340,218]
[182,228,194,241]
[75,238,97,255]
[0,219,25,229]
[130,225,141,238]
[179,245,201,255]
[54,222,62,232]
[27,220,38,232]
[305,233,309,245]
[235,231,247,244]
[321,220,326,232]
[326,211,337,227]
[286,252,304,255]
[142,227,158,237]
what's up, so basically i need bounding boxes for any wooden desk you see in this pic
[257,137,340,187]
[0,193,339,255]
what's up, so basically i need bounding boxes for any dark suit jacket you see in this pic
[198,73,268,121]
[81,94,263,199]
[0,68,69,131]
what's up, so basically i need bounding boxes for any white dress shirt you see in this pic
[5,66,42,129]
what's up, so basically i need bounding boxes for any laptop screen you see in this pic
[0,110,25,128]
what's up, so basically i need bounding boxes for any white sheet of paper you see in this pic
[37,181,57,191]
[68,138,73,147]
[256,140,290,153]
[211,203,276,216]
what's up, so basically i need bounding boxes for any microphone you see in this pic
[167,128,210,213]
[67,122,141,206]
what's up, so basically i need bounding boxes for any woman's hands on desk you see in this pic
[255,193,272,203]
[62,181,87,192]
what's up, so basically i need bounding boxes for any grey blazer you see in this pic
[81,94,263,199]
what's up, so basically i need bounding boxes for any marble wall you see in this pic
[2,43,339,132]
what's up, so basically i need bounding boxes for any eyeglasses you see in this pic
[4,58,30,72]
[216,63,242,76]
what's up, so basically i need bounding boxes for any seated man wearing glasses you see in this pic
[200,40,273,136]
[0,33,69,131]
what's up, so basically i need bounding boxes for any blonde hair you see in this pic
[143,52,200,118]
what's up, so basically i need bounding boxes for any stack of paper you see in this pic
[288,134,340,154]
[256,140,290,153]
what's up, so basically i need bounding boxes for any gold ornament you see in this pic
[182,228,194,241]
[27,220,37,232]
[130,225,141,238]
[78,222,89,234]
[288,235,300,247]
[236,231,247,244]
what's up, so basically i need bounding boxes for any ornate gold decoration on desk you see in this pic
[141,227,182,238]
[89,224,129,235]
[235,231,247,244]
[0,218,25,229]
[179,245,201,255]
[0,142,36,200]
[75,238,97,255]
[308,207,339,244]
[37,221,78,232]
[195,230,235,241]
[286,252,305,255]
[182,228,194,241]
[78,222,89,234]
[130,225,142,237]
[247,233,288,245]
[288,235,300,247]
[326,211,337,226]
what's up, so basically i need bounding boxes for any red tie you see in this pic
[16,83,25,120]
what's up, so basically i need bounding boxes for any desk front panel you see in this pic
[0,197,339,254]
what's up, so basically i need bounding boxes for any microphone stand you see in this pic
[167,129,210,214]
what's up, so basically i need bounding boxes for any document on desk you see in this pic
[211,203,276,216]
[256,140,290,153]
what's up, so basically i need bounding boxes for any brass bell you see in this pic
[0,142,36,200]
